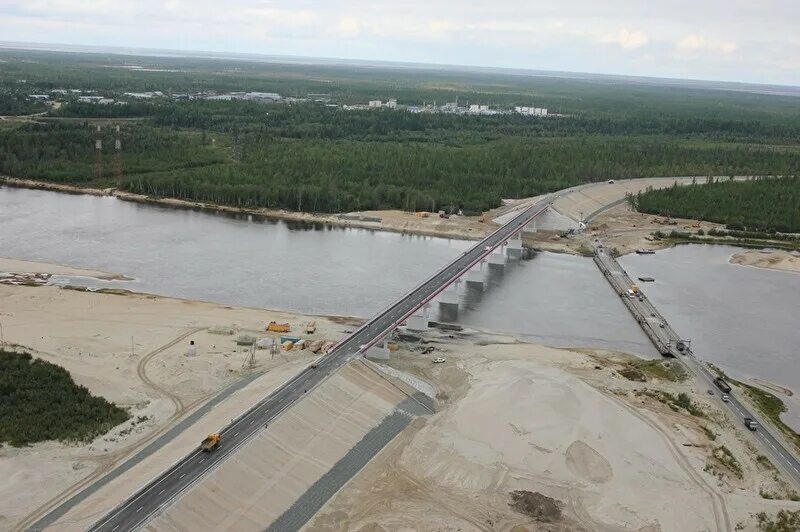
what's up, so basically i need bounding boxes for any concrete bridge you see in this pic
[84,195,555,532]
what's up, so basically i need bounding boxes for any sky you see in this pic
[1,0,799,86]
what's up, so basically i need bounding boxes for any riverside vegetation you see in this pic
[631,177,800,233]
[0,349,129,447]
[1,49,799,215]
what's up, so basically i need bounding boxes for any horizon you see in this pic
[3,40,800,95]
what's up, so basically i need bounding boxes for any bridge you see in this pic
[85,195,554,532]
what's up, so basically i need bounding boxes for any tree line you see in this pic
[631,177,800,233]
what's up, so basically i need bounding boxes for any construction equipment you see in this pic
[306,320,316,334]
[267,321,291,333]
[200,433,221,452]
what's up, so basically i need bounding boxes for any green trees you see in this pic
[0,350,129,446]
[632,177,800,233]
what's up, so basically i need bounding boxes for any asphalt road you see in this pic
[87,197,554,532]
[594,244,800,488]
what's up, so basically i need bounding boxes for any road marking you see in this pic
[158,489,165,495]
[136,506,143,513]
[112,526,120,531]
[180,473,186,479]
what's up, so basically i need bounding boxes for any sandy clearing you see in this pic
[0,283,350,529]
[310,340,799,531]
[730,249,800,274]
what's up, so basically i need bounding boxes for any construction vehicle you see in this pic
[201,432,221,452]
[306,320,316,334]
[630,284,640,295]
[714,377,732,393]
[267,321,290,333]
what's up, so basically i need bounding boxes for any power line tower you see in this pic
[113,125,123,185]
[92,125,103,180]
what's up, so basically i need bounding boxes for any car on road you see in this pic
[721,394,730,402]
[484,246,492,252]
[707,389,714,395]
[744,417,758,431]
[432,357,446,364]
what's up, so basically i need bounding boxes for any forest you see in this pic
[0,49,798,215]
[0,350,129,447]
[631,177,800,233]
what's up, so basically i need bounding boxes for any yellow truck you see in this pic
[200,432,221,452]
[266,321,291,333]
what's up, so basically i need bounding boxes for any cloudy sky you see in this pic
[2,0,799,85]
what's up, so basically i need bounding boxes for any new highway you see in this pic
[594,243,800,488]
[86,196,554,532]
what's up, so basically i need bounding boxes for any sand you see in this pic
[730,250,800,274]
[0,282,353,530]
[146,361,417,532]
[309,339,800,532]
[0,257,125,280]
[2,262,797,531]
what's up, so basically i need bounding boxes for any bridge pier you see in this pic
[438,289,460,322]
[365,337,391,361]
[465,271,484,291]
[488,252,505,275]
[506,235,523,259]
[407,304,430,331]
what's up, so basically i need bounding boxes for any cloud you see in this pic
[600,28,649,50]
[0,0,797,84]
[677,34,738,54]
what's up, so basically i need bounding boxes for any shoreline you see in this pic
[5,176,797,275]
[0,177,492,243]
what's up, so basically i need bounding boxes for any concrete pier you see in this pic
[506,236,523,259]
[406,305,429,331]
[465,271,484,291]
[438,289,460,322]
[365,338,391,361]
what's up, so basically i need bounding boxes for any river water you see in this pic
[2,187,798,421]
[0,186,653,354]
[620,246,800,429]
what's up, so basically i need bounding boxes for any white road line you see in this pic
[112,526,120,531]
[136,506,143,513]
[158,489,165,495]
[179,473,186,479]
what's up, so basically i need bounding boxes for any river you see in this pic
[2,186,798,424]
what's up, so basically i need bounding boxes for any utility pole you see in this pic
[0,321,4,346]
[114,125,123,185]
[93,125,103,180]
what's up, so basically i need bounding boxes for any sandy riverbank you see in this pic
[310,336,800,531]
[0,282,357,530]
[730,249,800,274]
[2,278,798,530]
[0,257,130,280]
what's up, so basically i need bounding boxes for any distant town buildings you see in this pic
[514,106,548,116]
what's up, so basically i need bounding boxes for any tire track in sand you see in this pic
[600,389,731,532]
[17,328,207,531]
